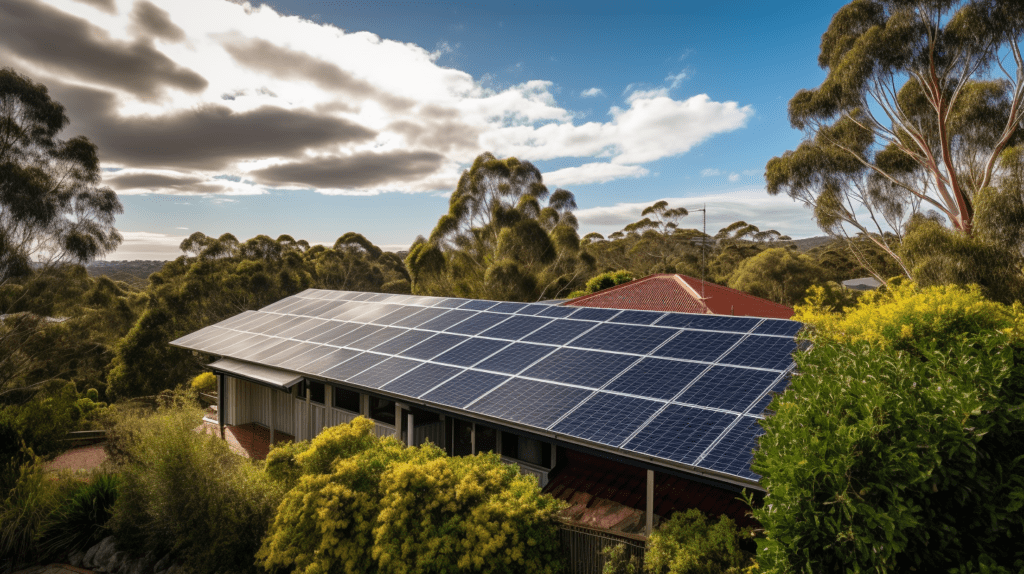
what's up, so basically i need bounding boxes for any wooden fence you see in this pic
[557,522,646,574]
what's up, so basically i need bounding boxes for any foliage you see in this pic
[258,417,566,574]
[644,510,754,574]
[567,270,634,298]
[406,152,593,301]
[189,372,216,394]
[753,283,1024,573]
[728,248,825,306]
[765,0,1024,279]
[601,543,642,574]
[0,447,78,568]
[263,439,311,487]
[0,67,123,284]
[107,389,284,573]
[38,471,119,560]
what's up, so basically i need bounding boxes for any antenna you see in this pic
[690,204,708,301]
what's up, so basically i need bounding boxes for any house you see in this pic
[171,289,800,536]
[564,274,795,319]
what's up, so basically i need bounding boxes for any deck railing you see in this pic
[557,522,646,574]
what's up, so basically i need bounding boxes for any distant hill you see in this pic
[791,236,832,252]
[86,260,168,289]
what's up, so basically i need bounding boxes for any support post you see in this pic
[551,443,557,468]
[471,422,476,454]
[269,388,275,448]
[217,373,225,440]
[646,469,655,537]
[305,381,312,441]
[407,411,414,447]
[395,403,402,443]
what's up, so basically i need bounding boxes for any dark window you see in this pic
[476,424,496,454]
[333,386,361,413]
[454,419,473,456]
[501,431,519,459]
[517,436,544,466]
[369,397,395,425]
[308,381,325,404]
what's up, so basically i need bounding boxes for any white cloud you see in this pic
[728,173,740,182]
[580,87,604,98]
[701,168,722,177]
[575,188,819,238]
[108,230,189,260]
[0,0,755,193]
[665,70,687,89]
[544,163,650,186]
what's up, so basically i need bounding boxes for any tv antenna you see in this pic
[689,204,708,302]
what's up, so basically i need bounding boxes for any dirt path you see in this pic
[44,443,108,473]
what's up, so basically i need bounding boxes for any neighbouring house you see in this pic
[171,288,800,537]
[564,274,795,319]
[842,276,883,291]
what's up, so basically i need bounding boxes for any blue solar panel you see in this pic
[382,363,462,396]
[369,329,436,355]
[604,358,709,400]
[350,303,404,323]
[291,320,343,341]
[420,370,510,407]
[567,307,619,321]
[651,330,742,363]
[417,309,478,331]
[535,305,577,318]
[608,310,665,325]
[229,336,282,360]
[246,339,300,362]
[333,302,382,321]
[432,298,465,308]
[307,322,360,344]
[347,357,421,388]
[444,312,509,335]
[348,327,407,350]
[468,378,593,428]
[753,319,802,337]
[327,324,384,347]
[294,347,362,375]
[399,333,469,360]
[551,393,664,446]
[699,416,764,480]
[570,323,675,355]
[371,306,424,325]
[655,313,760,332]
[319,352,388,380]
[263,341,322,367]
[432,338,509,367]
[275,345,332,370]
[624,406,736,463]
[460,300,497,311]
[391,307,449,328]
[472,343,556,374]
[514,304,550,316]
[488,302,527,314]
[522,348,638,388]
[750,378,790,415]
[201,331,252,353]
[478,315,551,340]
[278,318,328,338]
[675,366,779,411]
[520,319,595,345]
[718,336,797,371]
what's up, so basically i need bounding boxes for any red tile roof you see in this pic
[544,449,758,533]
[565,274,794,319]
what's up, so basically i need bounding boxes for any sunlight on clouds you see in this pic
[544,163,649,186]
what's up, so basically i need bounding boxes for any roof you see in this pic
[207,357,304,388]
[564,274,795,319]
[842,276,882,291]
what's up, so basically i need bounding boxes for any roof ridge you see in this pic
[673,275,710,314]
[561,274,663,306]
[675,274,794,313]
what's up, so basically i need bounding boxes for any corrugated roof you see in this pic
[208,357,304,388]
[564,274,794,319]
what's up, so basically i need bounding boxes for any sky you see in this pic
[1,0,847,260]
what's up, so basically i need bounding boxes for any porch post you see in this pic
[406,411,414,447]
[471,422,476,454]
[646,469,654,537]
[217,373,225,440]
[395,403,402,442]
[269,388,275,448]
[305,381,312,441]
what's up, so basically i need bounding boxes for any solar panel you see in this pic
[173,288,803,485]
[551,393,664,446]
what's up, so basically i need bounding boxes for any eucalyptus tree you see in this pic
[766,0,1024,283]
[0,67,123,285]
[406,153,592,301]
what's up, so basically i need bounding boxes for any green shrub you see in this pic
[107,388,284,573]
[263,440,310,487]
[189,372,217,394]
[752,283,1024,572]
[38,472,119,560]
[602,543,642,574]
[643,510,753,574]
[258,419,566,574]
[0,447,77,568]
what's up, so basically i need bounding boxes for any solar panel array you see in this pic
[171,289,801,484]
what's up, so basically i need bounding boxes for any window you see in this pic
[369,397,395,425]
[333,386,360,413]
[453,419,473,456]
[475,424,496,454]
[501,431,519,459]
[301,380,325,404]
[499,432,549,467]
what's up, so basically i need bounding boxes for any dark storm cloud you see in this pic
[104,172,204,190]
[249,150,446,189]
[51,82,378,171]
[130,1,186,42]
[0,0,205,98]
[72,0,116,14]
[220,36,415,110]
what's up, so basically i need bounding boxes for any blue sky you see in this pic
[2,0,846,259]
